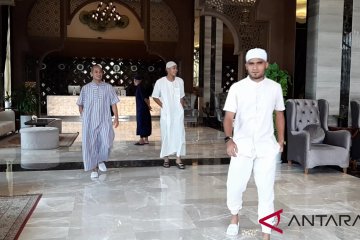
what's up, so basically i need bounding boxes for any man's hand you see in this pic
[113,118,119,128]
[226,140,238,157]
[278,141,284,152]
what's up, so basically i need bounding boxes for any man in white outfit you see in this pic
[152,61,186,169]
[223,48,285,240]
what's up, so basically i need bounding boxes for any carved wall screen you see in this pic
[202,0,267,53]
[38,57,165,113]
[70,0,89,14]
[121,0,142,18]
[222,63,238,92]
[238,23,268,50]
[150,0,178,42]
[27,0,61,37]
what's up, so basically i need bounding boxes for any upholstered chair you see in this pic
[286,99,351,174]
[183,93,199,125]
[350,100,360,128]
[214,92,228,126]
[350,100,360,163]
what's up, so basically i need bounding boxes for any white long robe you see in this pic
[152,76,186,158]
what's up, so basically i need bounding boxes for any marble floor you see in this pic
[1,119,360,239]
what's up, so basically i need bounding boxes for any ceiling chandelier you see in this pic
[92,1,122,24]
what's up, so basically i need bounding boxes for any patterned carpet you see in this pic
[0,132,79,148]
[0,194,42,240]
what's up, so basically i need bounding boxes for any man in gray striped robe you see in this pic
[77,64,119,179]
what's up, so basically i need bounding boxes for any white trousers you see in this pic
[226,152,277,234]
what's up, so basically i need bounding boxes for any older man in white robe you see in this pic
[152,61,186,169]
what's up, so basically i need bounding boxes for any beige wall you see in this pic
[67,2,144,40]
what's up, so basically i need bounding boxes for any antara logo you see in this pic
[259,209,360,234]
[288,214,360,227]
[259,209,283,233]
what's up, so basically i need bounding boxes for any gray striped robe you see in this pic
[77,81,119,171]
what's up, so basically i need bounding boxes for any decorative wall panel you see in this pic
[122,0,141,18]
[150,1,178,42]
[202,0,268,53]
[238,23,267,50]
[38,57,164,113]
[27,0,61,37]
[222,62,238,92]
[70,0,88,14]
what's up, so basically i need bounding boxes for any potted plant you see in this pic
[12,83,39,128]
[265,63,292,162]
[4,91,11,108]
[265,63,292,98]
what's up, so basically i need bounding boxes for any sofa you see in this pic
[0,110,16,136]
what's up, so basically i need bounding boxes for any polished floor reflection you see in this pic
[0,119,360,239]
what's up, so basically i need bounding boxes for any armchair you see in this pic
[0,110,16,136]
[286,99,351,174]
[350,100,360,163]
[214,92,228,127]
[350,100,360,128]
[183,93,198,125]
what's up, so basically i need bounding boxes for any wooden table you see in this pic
[24,119,55,127]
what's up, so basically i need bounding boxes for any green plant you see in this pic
[13,84,38,115]
[265,63,292,142]
[4,91,11,101]
[265,63,292,98]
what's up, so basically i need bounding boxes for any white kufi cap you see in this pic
[245,48,267,62]
[166,61,177,69]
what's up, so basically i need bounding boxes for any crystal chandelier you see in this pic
[92,1,122,24]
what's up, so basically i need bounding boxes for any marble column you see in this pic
[305,0,344,115]
[203,16,212,107]
[349,0,360,124]
[202,16,224,114]
[215,20,223,95]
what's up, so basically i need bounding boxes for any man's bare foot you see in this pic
[262,233,270,240]
[163,157,170,168]
[175,157,185,169]
[230,214,238,224]
[226,214,239,236]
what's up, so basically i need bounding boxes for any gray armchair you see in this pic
[214,92,228,127]
[350,100,360,162]
[286,99,351,174]
[183,93,199,125]
[350,100,360,128]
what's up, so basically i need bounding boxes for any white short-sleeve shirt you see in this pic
[223,76,285,157]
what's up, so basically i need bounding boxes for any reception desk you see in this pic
[47,95,161,117]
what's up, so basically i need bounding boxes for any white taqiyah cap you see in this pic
[166,61,177,69]
[245,48,267,62]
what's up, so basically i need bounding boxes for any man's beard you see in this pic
[249,72,265,81]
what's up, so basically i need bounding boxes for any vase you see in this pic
[5,101,11,108]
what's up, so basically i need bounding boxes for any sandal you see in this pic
[175,162,185,169]
[134,142,144,145]
[163,161,170,168]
